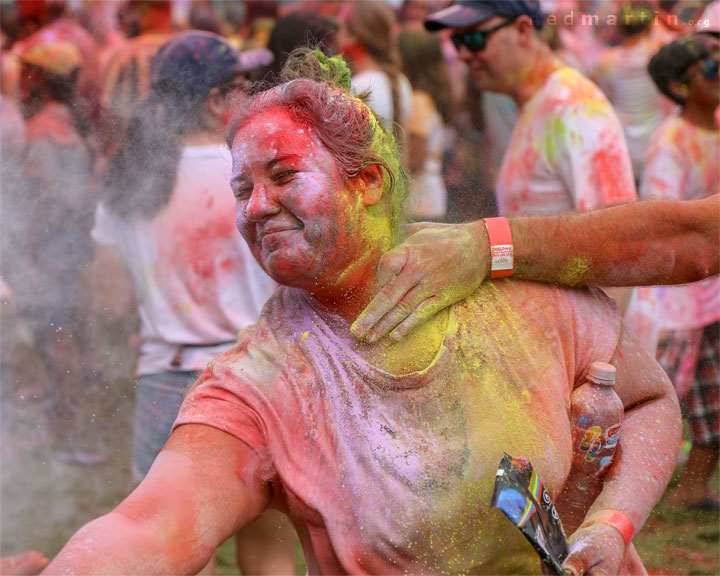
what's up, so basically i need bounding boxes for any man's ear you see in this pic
[355,164,384,206]
[668,78,688,103]
[514,14,536,46]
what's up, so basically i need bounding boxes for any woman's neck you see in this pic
[305,254,451,376]
[308,250,381,325]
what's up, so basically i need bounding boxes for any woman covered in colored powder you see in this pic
[43,50,680,575]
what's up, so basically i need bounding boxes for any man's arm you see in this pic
[352,195,719,342]
[562,326,682,575]
[43,425,269,574]
[517,195,718,285]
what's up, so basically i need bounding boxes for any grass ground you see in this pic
[1,344,717,574]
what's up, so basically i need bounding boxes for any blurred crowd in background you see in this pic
[0,0,718,570]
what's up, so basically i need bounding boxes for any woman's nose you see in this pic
[245,182,280,222]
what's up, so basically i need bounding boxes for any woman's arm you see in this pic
[43,425,269,574]
[352,195,719,342]
[561,327,682,576]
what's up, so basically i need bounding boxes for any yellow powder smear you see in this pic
[559,256,593,286]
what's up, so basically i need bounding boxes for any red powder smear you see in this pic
[500,144,540,214]
[155,187,240,309]
[173,212,237,283]
[587,145,634,209]
[647,174,681,200]
[26,109,79,147]
[687,137,703,164]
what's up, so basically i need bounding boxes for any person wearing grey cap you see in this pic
[93,31,294,575]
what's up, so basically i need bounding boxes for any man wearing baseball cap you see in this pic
[425,0,636,218]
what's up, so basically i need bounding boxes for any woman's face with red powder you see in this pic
[231,108,365,293]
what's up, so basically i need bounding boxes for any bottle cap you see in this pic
[587,362,616,386]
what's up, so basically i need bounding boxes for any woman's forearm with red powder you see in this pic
[42,511,212,575]
[512,195,719,287]
[43,427,266,574]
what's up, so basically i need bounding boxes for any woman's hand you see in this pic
[351,221,489,342]
[562,523,625,576]
[0,551,49,575]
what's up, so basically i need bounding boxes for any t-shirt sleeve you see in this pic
[555,98,638,211]
[174,359,274,466]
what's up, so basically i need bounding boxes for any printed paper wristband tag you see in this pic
[484,217,513,279]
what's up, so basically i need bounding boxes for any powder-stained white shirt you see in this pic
[496,67,637,216]
[93,145,275,375]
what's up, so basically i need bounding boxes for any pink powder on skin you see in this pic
[230,109,378,303]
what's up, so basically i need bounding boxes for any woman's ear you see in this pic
[355,165,384,206]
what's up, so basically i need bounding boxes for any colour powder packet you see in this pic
[490,453,569,575]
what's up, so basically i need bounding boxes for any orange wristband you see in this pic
[580,510,635,545]
[483,217,513,279]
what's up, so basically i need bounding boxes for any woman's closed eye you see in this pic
[233,185,253,199]
[274,170,298,184]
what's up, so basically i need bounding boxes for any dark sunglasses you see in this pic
[683,58,719,83]
[450,19,515,53]
[699,58,719,81]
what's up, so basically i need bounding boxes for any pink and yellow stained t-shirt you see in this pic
[496,67,637,216]
[640,114,720,331]
[175,281,621,574]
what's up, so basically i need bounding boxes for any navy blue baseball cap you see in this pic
[152,31,272,103]
[425,0,544,31]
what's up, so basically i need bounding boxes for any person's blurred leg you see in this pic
[131,371,196,481]
[672,444,719,507]
[666,322,719,509]
[235,510,296,575]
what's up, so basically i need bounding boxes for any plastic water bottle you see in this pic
[557,362,623,534]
